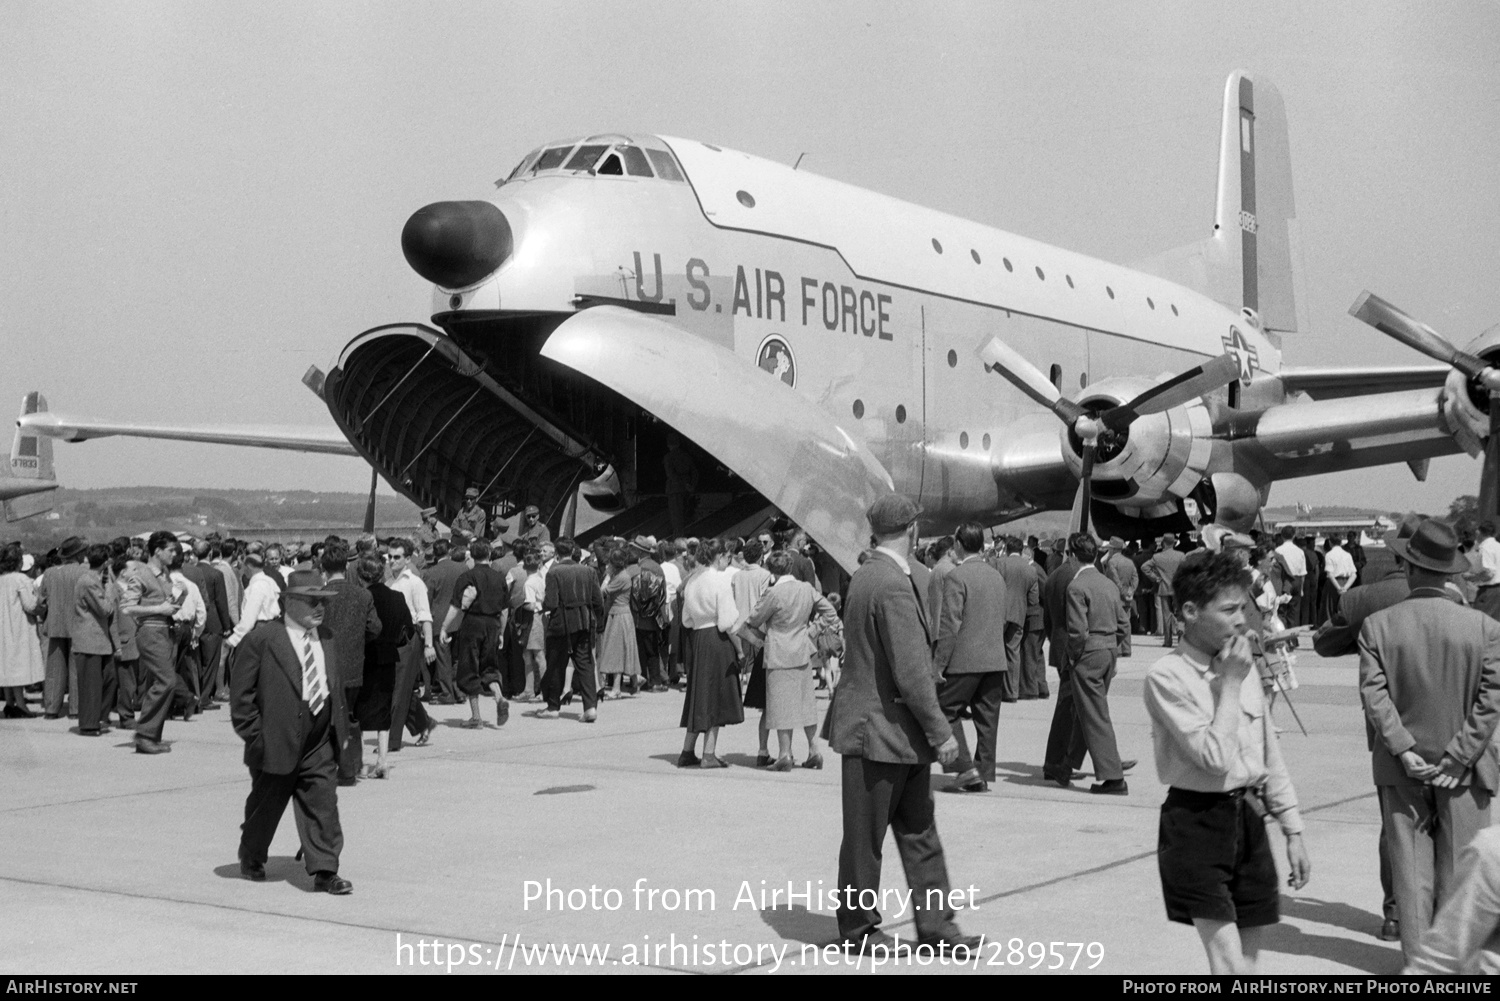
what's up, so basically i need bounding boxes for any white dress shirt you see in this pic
[1323,544,1356,586]
[681,566,738,632]
[170,570,206,639]
[284,619,328,707]
[228,570,282,648]
[1275,540,1307,578]
[1474,537,1500,586]
[390,566,433,625]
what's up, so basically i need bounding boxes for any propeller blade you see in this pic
[1483,394,1500,522]
[363,467,377,534]
[1349,291,1493,383]
[1077,439,1095,536]
[1100,353,1242,432]
[979,336,1088,426]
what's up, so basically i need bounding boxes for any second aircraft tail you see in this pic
[1132,70,1303,340]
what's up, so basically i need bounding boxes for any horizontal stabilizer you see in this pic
[4,495,53,522]
[18,408,358,456]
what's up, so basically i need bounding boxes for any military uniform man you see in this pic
[515,504,551,546]
[413,507,442,565]
[450,487,487,542]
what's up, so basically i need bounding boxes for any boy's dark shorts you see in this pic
[1158,787,1280,927]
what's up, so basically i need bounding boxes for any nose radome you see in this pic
[401,200,512,289]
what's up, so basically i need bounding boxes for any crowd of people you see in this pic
[8,498,1500,970]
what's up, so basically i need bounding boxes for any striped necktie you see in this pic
[302,632,327,716]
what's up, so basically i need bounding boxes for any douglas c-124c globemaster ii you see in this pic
[24,71,1500,569]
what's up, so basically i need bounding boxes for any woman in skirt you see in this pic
[598,547,642,698]
[677,538,743,768]
[742,550,838,770]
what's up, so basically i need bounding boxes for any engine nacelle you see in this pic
[1442,322,1500,453]
[1060,376,1215,515]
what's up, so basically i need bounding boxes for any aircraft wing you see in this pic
[18,410,359,456]
[1277,365,1450,400]
[1225,386,1465,480]
[541,306,895,573]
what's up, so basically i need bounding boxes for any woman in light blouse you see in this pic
[743,550,837,770]
[677,538,744,768]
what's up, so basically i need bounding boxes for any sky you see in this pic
[3,1,1497,514]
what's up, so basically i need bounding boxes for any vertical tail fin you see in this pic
[1132,70,1305,341]
[11,392,55,482]
[5,392,57,521]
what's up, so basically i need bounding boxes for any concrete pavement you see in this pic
[0,639,1404,975]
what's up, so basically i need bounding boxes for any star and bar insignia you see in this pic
[1222,326,1259,384]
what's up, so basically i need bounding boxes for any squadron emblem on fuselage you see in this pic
[756,335,796,388]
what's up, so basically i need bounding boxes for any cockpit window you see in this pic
[532,145,574,172]
[506,149,541,181]
[564,144,609,172]
[619,146,653,177]
[501,138,686,184]
[646,148,684,181]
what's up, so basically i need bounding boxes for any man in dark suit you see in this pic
[540,537,604,722]
[824,494,976,953]
[320,542,380,785]
[1311,513,1419,943]
[631,536,669,692]
[231,569,352,894]
[40,536,88,718]
[936,522,1008,793]
[1143,534,1187,648]
[992,535,1033,703]
[1066,535,1133,794]
[1021,546,1048,699]
[181,540,232,711]
[1101,537,1138,657]
[1041,537,1085,785]
[1359,519,1500,961]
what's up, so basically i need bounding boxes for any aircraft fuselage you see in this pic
[435,134,1279,527]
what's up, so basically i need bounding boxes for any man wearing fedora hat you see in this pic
[1101,536,1138,658]
[1143,534,1187,649]
[40,535,89,719]
[231,568,353,894]
[1359,518,1500,961]
[1314,512,1426,943]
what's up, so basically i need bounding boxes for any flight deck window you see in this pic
[507,150,541,181]
[597,153,624,175]
[565,145,609,172]
[646,149,684,181]
[620,146,653,176]
[532,146,574,172]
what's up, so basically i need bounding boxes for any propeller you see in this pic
[1349,290,1500,519]
[980,338,1242,534]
